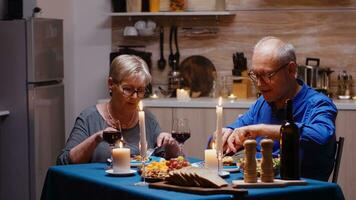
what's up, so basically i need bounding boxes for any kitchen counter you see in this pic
[98,98,356,110]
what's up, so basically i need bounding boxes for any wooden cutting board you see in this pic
[149,181,247,196]
[232,179,307,188]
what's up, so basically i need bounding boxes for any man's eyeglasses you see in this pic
[248,62,290,84]
[119,85,147,98]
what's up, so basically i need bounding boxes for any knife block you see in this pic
[232,71,252,99]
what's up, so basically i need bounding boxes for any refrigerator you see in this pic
[0,18,64,200]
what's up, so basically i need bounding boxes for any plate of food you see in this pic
[140,156,190,182]
[222,156,240,173]
[190,156,240,173]
[130,155,162,167]
[238,157,280,177]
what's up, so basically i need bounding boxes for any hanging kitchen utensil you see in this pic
[157,26,166,71]
[168,26,175,69]
[173,26,180,69]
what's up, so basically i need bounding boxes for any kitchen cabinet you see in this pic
[108,11,234,17]
[334,110,356,200]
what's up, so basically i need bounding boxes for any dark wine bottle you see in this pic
[280,99,300,180]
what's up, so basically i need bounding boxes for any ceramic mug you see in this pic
[123,26,138,36]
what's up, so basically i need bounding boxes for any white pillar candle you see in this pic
[112,147,131,173]
[138,101,147,157]
[205,149,218,171]
[216,97,223,155]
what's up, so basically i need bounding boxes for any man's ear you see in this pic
[288,62,298,77]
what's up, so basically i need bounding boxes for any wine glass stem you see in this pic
[142,159,146,183]
[179,143,184,156]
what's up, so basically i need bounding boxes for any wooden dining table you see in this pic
[41,159,345,200]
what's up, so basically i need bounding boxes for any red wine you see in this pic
[280,99,300,180]
[103,130,122,145]
[172,132,191,144]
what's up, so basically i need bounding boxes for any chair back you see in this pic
[332,137,344,183]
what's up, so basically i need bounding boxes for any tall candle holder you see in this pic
[217,149,223,175]
[135,142,148,186]
[134,101,149,186]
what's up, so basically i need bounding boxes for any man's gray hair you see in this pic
[110,54,151,85]
[254,36,296,65]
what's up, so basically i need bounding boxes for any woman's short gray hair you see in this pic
[110,54,151,85]
[254,36,296,65]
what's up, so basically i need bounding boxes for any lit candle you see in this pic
[150,93,158,99]
[216,97,223,155]
[205,144,218,171]
[228,93,236,100]
[138,101,147,157]
[112,142,131,173]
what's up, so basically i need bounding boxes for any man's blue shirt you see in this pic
[227,79,337,181]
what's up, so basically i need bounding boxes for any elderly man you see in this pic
[223,36,337,181]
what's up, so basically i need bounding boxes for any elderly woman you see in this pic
[57,55,179,165]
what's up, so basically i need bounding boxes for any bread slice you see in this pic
[166,167,228,188]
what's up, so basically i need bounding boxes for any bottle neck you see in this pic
[286,99,294,123]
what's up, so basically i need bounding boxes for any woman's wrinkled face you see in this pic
[110,74,147,108]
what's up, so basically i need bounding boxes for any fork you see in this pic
[146,146,160,158]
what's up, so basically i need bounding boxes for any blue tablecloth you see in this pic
[41,161,344,200]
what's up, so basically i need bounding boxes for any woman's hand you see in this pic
[156,132,180,158]
[156,132,177,147]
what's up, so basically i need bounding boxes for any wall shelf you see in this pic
[108,11,235,17]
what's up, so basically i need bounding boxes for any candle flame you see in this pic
[212,142,216,150]
[119,141,123,148]
[218,97,222,106]
[139,101,143,111]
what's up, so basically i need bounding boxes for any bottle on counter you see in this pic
[280,99,300,180]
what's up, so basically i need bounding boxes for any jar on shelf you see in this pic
[126,0,142,12]
[160,0,170,11]
[170,0,186,11]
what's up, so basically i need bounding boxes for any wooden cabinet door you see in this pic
[145,107,173,133]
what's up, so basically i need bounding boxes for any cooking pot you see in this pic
[298,57,333,94]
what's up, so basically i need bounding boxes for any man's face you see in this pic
[250,52,291,104]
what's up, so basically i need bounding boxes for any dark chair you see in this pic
[332,137,344,183]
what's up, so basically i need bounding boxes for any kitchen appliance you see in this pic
[231,52,252,98]
[337,70,353,99]
[0,18,64,200]
[298,57,333,95]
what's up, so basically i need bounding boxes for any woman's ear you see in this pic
[108,77,114,96]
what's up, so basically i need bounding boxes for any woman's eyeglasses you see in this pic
[248,62,290,84]
[120,85,147,98]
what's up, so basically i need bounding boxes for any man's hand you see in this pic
[226,127,253,153]
[226,124,281,153]
[221,128,233,151]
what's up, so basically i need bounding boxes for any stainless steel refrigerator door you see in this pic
[28,83,65,200]
[27,18,64,83]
